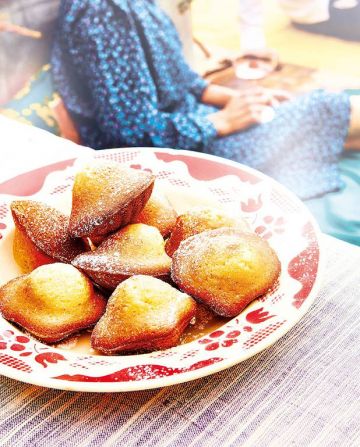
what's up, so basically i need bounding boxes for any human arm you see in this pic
[56,0,289,148]
[201,84,238,107]
[207,93,271,136]
[58,0,217,150]
[204,86,291,136]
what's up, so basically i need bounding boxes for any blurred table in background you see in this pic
[205,61,360,94]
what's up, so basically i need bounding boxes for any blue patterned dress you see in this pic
[52,0,350,199]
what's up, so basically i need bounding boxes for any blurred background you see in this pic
[1,1,360,109]
[192,0,360,76]
[1,0,360,245]
[2,0,360,105]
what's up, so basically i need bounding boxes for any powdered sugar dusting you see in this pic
[72,224,171,289]
[166,206,251,256]
[69,160,155,237]
[171,228,281,317]
[134,190,177,237]
[11,200,85,262]
[92,275,196,353]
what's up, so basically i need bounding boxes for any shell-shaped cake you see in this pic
[69,161,155,239]
[72,223,172,290]
[91,275,197,354]
[134,191,177,237]
[11,200,86,273]
[165,207,250,257]
[0,263,106,343]
[171,228,281,317]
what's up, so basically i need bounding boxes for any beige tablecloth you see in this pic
[1,118,359,446]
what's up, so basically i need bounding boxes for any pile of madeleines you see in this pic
[0,160,281,354]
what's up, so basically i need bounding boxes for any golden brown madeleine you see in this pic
[72,223,172,290]
[171,228,281,317]
[0,263,106,343]
[165,207,250,257]
[133,191,177,237]
[11,200,86,273]
[68,161,155,239]
[92,275,197,354]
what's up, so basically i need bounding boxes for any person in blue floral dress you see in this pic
[51,0,360,200]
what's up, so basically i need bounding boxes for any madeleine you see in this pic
[171,228,281,317]
[134,191,177,237]
[0,263,106,343]
[72,224,172,290]
[11,200,86,273]
[92,275,196,354]
[69,161,155,240]
[165,207,250,257]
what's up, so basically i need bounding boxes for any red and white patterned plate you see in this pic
[0,148,323,392]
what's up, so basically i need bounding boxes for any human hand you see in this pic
[233,86,291,107]
[208,87,289,136]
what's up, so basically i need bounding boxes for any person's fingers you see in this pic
[248,94,273,106]
[236,104,273,129]
[238,88,291,106]
[245,89,291,108]
[231,92,272,109]
[269,97,280,108]
[247,104,273,120]
[238,112,263,130]
[238,102,272,118]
